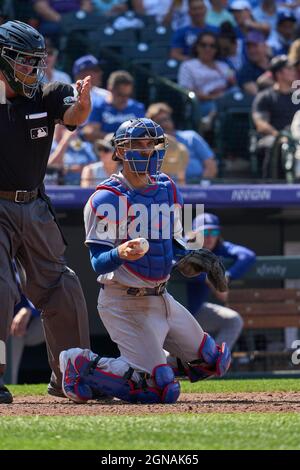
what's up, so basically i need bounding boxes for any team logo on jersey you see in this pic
[64,95,77,105]
[30,127,48,139]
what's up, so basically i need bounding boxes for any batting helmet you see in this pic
[112,118,168,177]
[0,20,46,98]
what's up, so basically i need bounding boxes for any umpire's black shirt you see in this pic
[0,82,76,190]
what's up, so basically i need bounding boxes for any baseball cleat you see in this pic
[0,385,13,404]
[47,381,66,398]
[59,349,93,404]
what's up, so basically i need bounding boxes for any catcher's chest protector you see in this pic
[96,175,177,280]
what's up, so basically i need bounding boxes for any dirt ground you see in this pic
[1,392,300,415]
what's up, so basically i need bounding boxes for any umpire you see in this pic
[0,20,91,403]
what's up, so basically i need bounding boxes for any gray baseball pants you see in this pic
[97,283,206,374]
[194,302,244,350]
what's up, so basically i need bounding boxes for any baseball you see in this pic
[136,237,150,254]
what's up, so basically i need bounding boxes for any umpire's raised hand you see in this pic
[63,75,92,126]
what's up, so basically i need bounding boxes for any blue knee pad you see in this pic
[78,358,180,404]
[186,333,231,382]
[153,364,180,404]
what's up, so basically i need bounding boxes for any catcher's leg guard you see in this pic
[152,364,181,404]
[84,362,180,404]
[60,349,180,404]
[185,333,231,382]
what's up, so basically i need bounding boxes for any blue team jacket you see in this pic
[187,241,256,315]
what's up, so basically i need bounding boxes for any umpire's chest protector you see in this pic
[97,175,178,281]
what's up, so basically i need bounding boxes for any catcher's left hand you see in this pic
[174,248,228,292]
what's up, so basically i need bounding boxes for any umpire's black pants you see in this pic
[0,196,90,387]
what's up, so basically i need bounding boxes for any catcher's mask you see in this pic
[112,118,168,178]
[0,20,47,99]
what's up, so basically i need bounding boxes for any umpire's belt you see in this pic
[0,189,39,203]
[100,283,167,296]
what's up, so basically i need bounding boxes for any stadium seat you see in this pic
[60,11,108,35]
[125,43,169,60]
[213,89,254,176]
[150,59,179,81]
[123,43,169,69]
[249,127,298,181]
[59,30,92,75]
[139,25,172,46]
[134,14,157,27]
[12,0,37,23]
[89,28,138,55]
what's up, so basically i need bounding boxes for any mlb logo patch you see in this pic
[30,127,48,139]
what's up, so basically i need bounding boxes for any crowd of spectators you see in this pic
[2,0,300,184]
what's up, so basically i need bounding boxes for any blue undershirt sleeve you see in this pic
[89,243,124,275]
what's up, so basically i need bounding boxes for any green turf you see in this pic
[9,378,300,396]
[180,378,300,393]
[9,384,47,396]
[0,414,300,450]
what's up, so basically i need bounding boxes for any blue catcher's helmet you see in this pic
[112,118,168,177]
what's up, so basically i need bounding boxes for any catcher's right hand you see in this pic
[174,248,228,292]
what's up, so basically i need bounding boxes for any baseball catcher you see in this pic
[59,118,231,405]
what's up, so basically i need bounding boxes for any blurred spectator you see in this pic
[10,259,44,385]
[252,0,278,35]
[178,31,236,118]
[278,1,300,23]
[81,134,118,187]
[48,125,97,185]
[73,55,110,144]
[146,102,217,183]
[162,0,190,30]
[88,70,145,136]
[92,0,128,16]
[33,0,93,41]
[218,21,243,72]
[252,55,300,177]
[132,0,195,29]
[237,31,270,95]
[10,303,44,384]
[290,110,300,178]
[230,0,271,38]
[185,212,256,350]
[72,54,109,106]
[206,0,236,28]
[132,0,185,24]
[288,39,300,80]
[43,37,72,84]
[267,10,297,56]
[146,105,190,184]
[160,134,189,184]
[170,0,218,62]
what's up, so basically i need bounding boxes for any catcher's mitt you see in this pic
[174,248,228,292]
